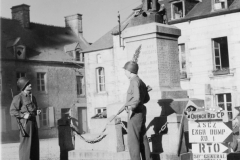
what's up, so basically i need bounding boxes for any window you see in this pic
[213,0,227,10]
[216,93,232,119]
[212,37,229,71]
[171,1,184,20]
[37,72,46,92]
[95,107,106,114]
[40,108,48,127]
[15,45,26,59]
[39,107,55,128]
[16,72,26,91]
[0,71,2,91]
[96,67,105,92]
[97,54,102,63]
[61,108,70,118]
[178,44,187,79]
[76,76,84,96]
[1,108,6,132]
[75,51,84,62]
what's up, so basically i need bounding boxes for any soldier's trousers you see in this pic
[128,109,152,160]
[19,119,39,160]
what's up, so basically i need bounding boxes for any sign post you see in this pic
[183,101,234,160]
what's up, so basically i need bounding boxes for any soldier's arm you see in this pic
[10,96,24,119]
[125,80,141,111]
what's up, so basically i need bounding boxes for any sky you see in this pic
[0,0,141,43]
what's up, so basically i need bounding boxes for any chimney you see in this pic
[11,4,30,28]
[65,14,83,37]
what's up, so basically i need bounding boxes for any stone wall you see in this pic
[174,12,240,117]
[1,60,86,141]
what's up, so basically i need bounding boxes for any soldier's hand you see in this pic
[37,110,41,115]
[23,113,30,119]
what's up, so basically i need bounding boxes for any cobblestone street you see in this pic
[1,138,60,160]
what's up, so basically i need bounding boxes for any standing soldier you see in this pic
[123,45,152,160]
[10,77,41,160]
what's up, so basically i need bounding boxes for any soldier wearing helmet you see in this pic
[10,77,40,160]
[123,45,152,160]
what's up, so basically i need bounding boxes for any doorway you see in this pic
[78,107,88,133]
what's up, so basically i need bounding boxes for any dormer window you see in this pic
[171,1,185,20]
[97,54,102,63]
[75,50,84,62]
[15,45,26,59]
[212,0,227,11]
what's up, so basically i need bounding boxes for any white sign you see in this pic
[187,111,227,121]
[189,121,232,143]
[193,153,227,160]
[192,143,228,154]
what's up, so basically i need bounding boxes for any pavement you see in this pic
[1,138,60,160]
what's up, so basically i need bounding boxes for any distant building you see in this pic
[0,4,89,142]
[83,0,240,132]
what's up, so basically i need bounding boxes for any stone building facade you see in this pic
[83,0,240,132]
[0,4,89,141]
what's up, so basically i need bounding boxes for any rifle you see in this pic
[109,85,152,122]
[10,88,28,137]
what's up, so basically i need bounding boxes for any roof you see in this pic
[83,12,135,53]
[83,0,240,53]
[1,17,89,62]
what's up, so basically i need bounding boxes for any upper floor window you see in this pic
[75,51,84,62]
[213,0,227,10]
[76,76,84,96]
[212,37,229,74]
[16,72,26,91]
[97,54,102,63]
[178,44,187,79]
[171,1,185,20]
[96,67,105,92]
[37,72,46,92]
[15,45,26,59]
[216,93,232,119]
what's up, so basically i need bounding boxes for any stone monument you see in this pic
[120,0,204,159]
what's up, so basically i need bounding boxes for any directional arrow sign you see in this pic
[189,121,232,143]
[192,143,228,154]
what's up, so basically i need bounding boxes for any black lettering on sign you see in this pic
[214,143,220,152]
[201,136,208,141]
[199,143,205,153]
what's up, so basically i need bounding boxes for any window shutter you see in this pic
[11,116,19,130]
[48,106,55,127]
[36,115,40,128]
[1,109,6,132]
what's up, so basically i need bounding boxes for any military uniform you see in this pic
[125,75,152,160]
[10,92,39,160]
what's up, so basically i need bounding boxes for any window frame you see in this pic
[39,108,49,128]
[76,75,84,96]
[212,0,228,11]
[212,37,230,72]
[178,43,187,79]
[171,1,185,20]
[96,67,105,92]
[16,72,26,91]
[97,54,102,63]
[75,50,84,62]
[37,72,46,92]
[95,107,107,114]
[216,93,232,119]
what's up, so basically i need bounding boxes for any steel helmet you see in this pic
[123,61,139,74]
[17,77,30,91]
